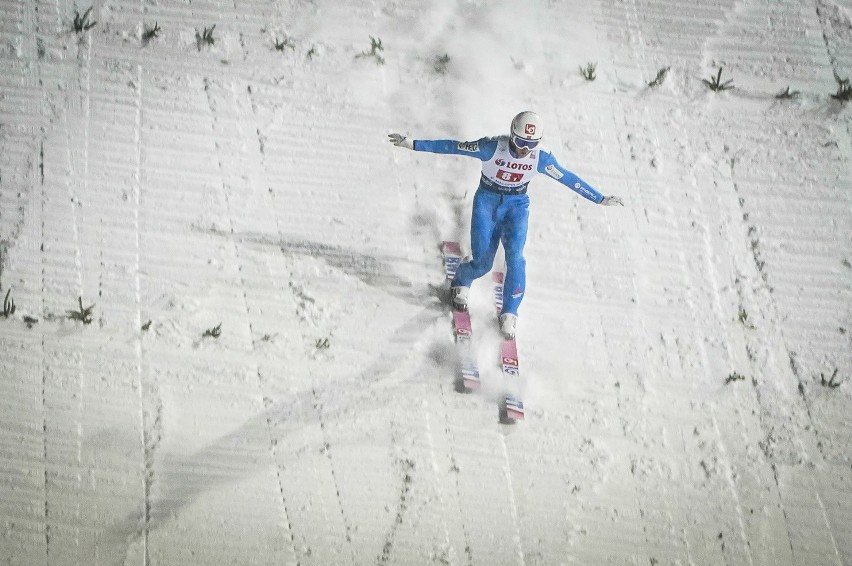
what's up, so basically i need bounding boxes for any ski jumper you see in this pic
[413,135,604,316]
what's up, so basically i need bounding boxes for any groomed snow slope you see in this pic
[0,0,850,564]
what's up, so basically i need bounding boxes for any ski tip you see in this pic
[499,396,525,424]
[499,409,524,425]
[457,380,481,394]
[461,364,480,392]
[506,408,525,422]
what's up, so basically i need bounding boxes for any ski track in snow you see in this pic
[0,0,850,565]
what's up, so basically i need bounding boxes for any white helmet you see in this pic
[510,111,543,141]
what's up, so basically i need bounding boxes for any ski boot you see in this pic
[451,286,469,311]
[499,313,517,340]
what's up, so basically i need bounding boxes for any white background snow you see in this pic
[0,0,850,564]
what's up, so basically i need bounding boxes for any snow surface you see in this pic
[0,0,851,564]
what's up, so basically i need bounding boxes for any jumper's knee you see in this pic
[467,256,494,279]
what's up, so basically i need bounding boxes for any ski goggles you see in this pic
[512,135,540,149]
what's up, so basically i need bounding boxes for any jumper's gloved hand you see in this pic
[388,133,414,150]
[601,196,624,206]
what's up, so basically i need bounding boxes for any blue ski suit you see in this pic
[413,135,605,316]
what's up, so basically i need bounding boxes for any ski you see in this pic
[493,271,525,423]
[442,242,480,392]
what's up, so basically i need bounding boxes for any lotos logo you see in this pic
[494,160,532,171]
[524,124,536,136]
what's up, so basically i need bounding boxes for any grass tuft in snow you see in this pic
[830,72,851,102]
[738,307,756,329]
[433,54,451,75]
[703,67,734,92]
[648,67,670,88]
[315,337,330,350]
[142,22,160,45]
[306,46,318,60]
[273,36,295,52]
[2,288,15,318]
[725,372,746,384]
[356,36,385,65]
[775,86,800,100]
[196,25,216,51]
[66,296,95,325]
[73,7,97,33]
[819,369,843,389]
[203,323,222,339]
[580,62,597,81]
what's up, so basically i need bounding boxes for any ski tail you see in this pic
[499,337,524,422]
[454,310,480,392]
[493,271,525,423]
[443,242,480,392]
